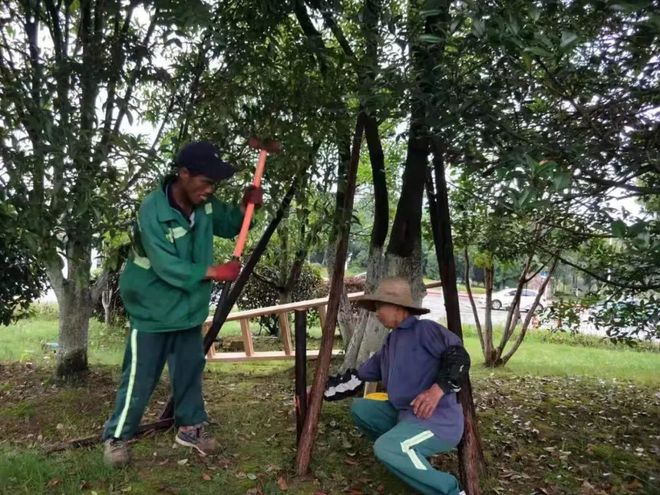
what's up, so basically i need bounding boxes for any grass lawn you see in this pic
[0,317,658,494]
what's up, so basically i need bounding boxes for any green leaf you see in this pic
[525,46,553,58]
[553,172,571,191]
[560,31,579,48]
[519,189,531,207]
[610,1,651,13]
[612,220,627,238]
[420,9,443,18]
[419,34,443,44]
[529,6,541,22]
[628,221,648,236]
[472,19,485,37]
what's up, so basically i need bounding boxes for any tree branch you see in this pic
[463,247,485,354]
[97,0,138,151]
[575,169,660,195]
[538,246,660,291]
[319,9,355,60]
[501,257,558,364]
[364,112,388,248]
[293,0,328,73]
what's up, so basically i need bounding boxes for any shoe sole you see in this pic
[175,435,208,456]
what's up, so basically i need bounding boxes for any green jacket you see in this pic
[119,181,244,332]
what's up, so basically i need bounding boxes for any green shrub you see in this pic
[237,263,326,335]
[0,204,49,325]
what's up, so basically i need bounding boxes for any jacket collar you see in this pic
[155,175,192,225]
[397,315,418,330]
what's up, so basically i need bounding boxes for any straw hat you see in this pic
[356,277,430,315]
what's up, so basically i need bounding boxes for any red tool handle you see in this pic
[232,149,267,258]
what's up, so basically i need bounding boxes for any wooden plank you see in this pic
[318,304,327,329]
[202,323,217,359]
[223,294,362,321]
[239,318,254,356]
[363,381,379,396]
[278,312,293,356]
[201,280,443,365]
[206,349,342,362]
[210,281,442,323]
[206,344,217,360]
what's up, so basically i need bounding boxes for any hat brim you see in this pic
[355,295,430,315]
[196,158,235,182]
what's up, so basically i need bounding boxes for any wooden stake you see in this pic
[295,113,365,475]
[294,310,308,442]
[278,313,293,356]
[427,139,485,494]
[240,318,254,356]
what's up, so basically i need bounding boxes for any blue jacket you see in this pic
[358,316,465,445]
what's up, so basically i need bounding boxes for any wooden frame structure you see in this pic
[202,292,364,361]
[203,281,442,362]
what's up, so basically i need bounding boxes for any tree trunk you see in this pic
[47,243,93,380]
[483,265,497,367]
[338,108,391,368]
[501,258,558,365]
[428,142,485,493]
[341,245,425,370]
[497,254,534,359]
[326,120,359,348]
[341,18,431,366]
[54,275,92,379]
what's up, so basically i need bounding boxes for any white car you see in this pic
[491,288,546,312]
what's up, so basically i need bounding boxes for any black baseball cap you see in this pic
[175,141,235,181]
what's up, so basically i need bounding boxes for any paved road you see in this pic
[419,288,510,326]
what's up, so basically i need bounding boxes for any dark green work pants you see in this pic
[103,326,207,440]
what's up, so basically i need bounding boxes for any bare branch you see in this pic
[318,8,356,60]
[575,170,660,195]
[501,257,558,364]
[98,0,139,151]
[538,246,660,291]
[463,247,485,354]
[292,0,328,73]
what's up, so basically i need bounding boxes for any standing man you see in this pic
[103,141,263,467]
